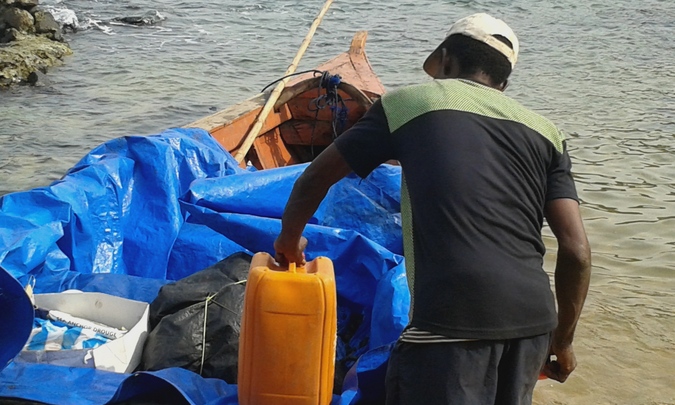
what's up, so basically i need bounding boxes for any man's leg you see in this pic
[495,333,552,405]
[385,339,503,405]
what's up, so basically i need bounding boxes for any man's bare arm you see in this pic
[274,144,353,265]
[543,198,592,382]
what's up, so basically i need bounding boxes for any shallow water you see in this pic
[1,0,674,403]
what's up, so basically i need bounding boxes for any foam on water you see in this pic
[42,6,79,30]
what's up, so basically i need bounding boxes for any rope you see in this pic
[307,71,349,157]
[260,69,324,93]
[260,69,350,159]
[199,279,247,376]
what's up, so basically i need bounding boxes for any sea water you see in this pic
[1,0,673,403]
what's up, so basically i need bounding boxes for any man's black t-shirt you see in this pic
[334,79,578,340]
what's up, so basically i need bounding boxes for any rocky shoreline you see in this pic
[0,0,71,87]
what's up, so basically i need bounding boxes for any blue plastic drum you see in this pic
[0,268,34,371]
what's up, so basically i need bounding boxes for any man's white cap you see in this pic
[423,13,519,77]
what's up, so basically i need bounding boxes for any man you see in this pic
[274,13,591,405]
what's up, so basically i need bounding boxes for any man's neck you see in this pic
[456,73,502,90]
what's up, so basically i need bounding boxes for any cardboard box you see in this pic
[17,291,149,373]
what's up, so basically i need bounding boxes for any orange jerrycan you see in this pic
[238,252,337,405]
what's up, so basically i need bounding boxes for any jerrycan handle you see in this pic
[287,262,306,274]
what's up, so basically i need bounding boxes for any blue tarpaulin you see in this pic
[0,128,409,404]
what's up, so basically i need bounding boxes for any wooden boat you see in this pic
[185,31,385,170]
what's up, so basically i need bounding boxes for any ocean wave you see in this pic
[42,5,79,31]
[39,6,166,35]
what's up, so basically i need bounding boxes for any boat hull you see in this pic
[185,31,385,170]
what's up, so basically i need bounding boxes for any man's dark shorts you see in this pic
[385,333,551,405]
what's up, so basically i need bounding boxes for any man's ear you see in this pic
[440,48,453,78]
[499,79,509,92]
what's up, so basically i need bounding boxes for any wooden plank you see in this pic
[186,94,266,131]
[280,120,334,146]
[349,31,368,55]
[285,95,367,123]
[252,128,298,169]
[209,104,293,153]
[284,32,385,98]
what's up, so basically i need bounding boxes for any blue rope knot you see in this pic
[328,74,341,87]
[309,71,350,138]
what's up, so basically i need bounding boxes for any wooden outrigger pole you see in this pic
[233,0,335,164]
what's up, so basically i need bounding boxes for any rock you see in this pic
[22,0,40,8]
[0,0,73,87]
[27,68,50,86]
[0,26,24,43]
[113,16,151,25]
[0,0,40,9]
[112,12,164,26]
[0,35,71,87]
[47,29,62,42]
[47,7,78,32]
[1,7,34,33]
[33,10,58,34]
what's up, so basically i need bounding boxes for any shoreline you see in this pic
[0,0,72,87]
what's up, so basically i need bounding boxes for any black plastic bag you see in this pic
[139,251,252,383]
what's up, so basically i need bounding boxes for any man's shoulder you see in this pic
[447,80,567,153]
[491,96,566,153]
[379,81,455,132]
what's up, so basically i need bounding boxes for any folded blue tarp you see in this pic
[0,128,409,404]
